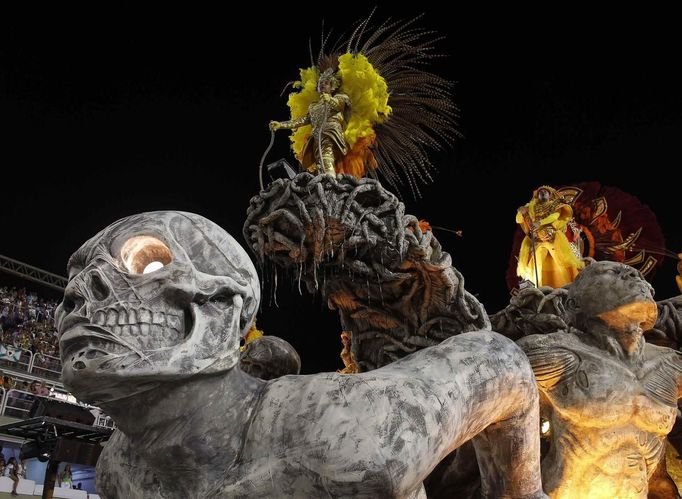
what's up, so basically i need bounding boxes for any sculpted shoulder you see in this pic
[643,342,682,365]
[517,331,582,390]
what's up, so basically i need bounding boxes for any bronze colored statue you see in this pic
[517,261,682,498]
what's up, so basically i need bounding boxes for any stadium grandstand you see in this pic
[0,254,111,498]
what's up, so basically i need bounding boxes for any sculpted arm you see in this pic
[672,351,682,400]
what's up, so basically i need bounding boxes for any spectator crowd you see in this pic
[0,286,61,376]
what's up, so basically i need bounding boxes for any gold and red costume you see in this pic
[516,187,585,288]
[507,182,667,291]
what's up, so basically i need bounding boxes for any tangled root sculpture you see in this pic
[244,173,489,371]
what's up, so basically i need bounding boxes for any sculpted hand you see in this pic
[269,121,281,131]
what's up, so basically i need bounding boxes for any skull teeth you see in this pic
[110,324,182,343]
[88,306,185,351]
[153,312,165,325]
[91,307,180,327]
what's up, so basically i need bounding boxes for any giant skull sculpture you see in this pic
[56,211,259,405]
[57,211,547,498]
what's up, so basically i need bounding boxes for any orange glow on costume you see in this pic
[335,135,378,178]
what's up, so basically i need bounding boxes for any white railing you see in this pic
[1,388,37,418]
[0,387,116,434]
[0,344,64,380]
[0,390,120,447]
[30,352,62,380]
[0,347,117,432]
[94,414,116,429]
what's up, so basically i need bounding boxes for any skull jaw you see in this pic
[62,347,231,406]
[60,301,243,406]
[62,354,162,406]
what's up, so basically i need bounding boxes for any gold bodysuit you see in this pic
[277,92,351,177]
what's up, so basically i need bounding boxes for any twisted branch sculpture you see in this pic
[244,173,489,371]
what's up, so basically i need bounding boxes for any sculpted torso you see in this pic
[521,332,682,499]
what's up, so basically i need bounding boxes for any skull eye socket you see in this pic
[120,236,173,275]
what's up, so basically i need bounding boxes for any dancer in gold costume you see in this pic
[270,69,350,178]
[267,12,457,193]
[516,186,585,287]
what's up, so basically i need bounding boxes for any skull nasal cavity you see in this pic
[62,283,85,313]
[90,273,110,301]
[62,295,81,314]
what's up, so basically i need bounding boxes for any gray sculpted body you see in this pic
[224,332,538,498]
[57,211,546,498]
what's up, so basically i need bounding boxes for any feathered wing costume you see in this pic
[278,13,457,195]
[507,181,666,290]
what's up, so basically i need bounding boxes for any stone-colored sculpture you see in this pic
[239,335,301,380]
[244,173,495,497]
[56,211,546,499]
[491,280,682,348]
[244,173,489,372]
[517,261,682,498]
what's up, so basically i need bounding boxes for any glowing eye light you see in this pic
[541,419,551,435]
[143,261,164,274]
[120,236,172,275]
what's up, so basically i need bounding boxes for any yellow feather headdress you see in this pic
[283,12,457,196]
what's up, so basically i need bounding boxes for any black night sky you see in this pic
[2,8,681,373]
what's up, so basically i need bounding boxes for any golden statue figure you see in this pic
[270,69,351,178]
[516,185,585,288]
